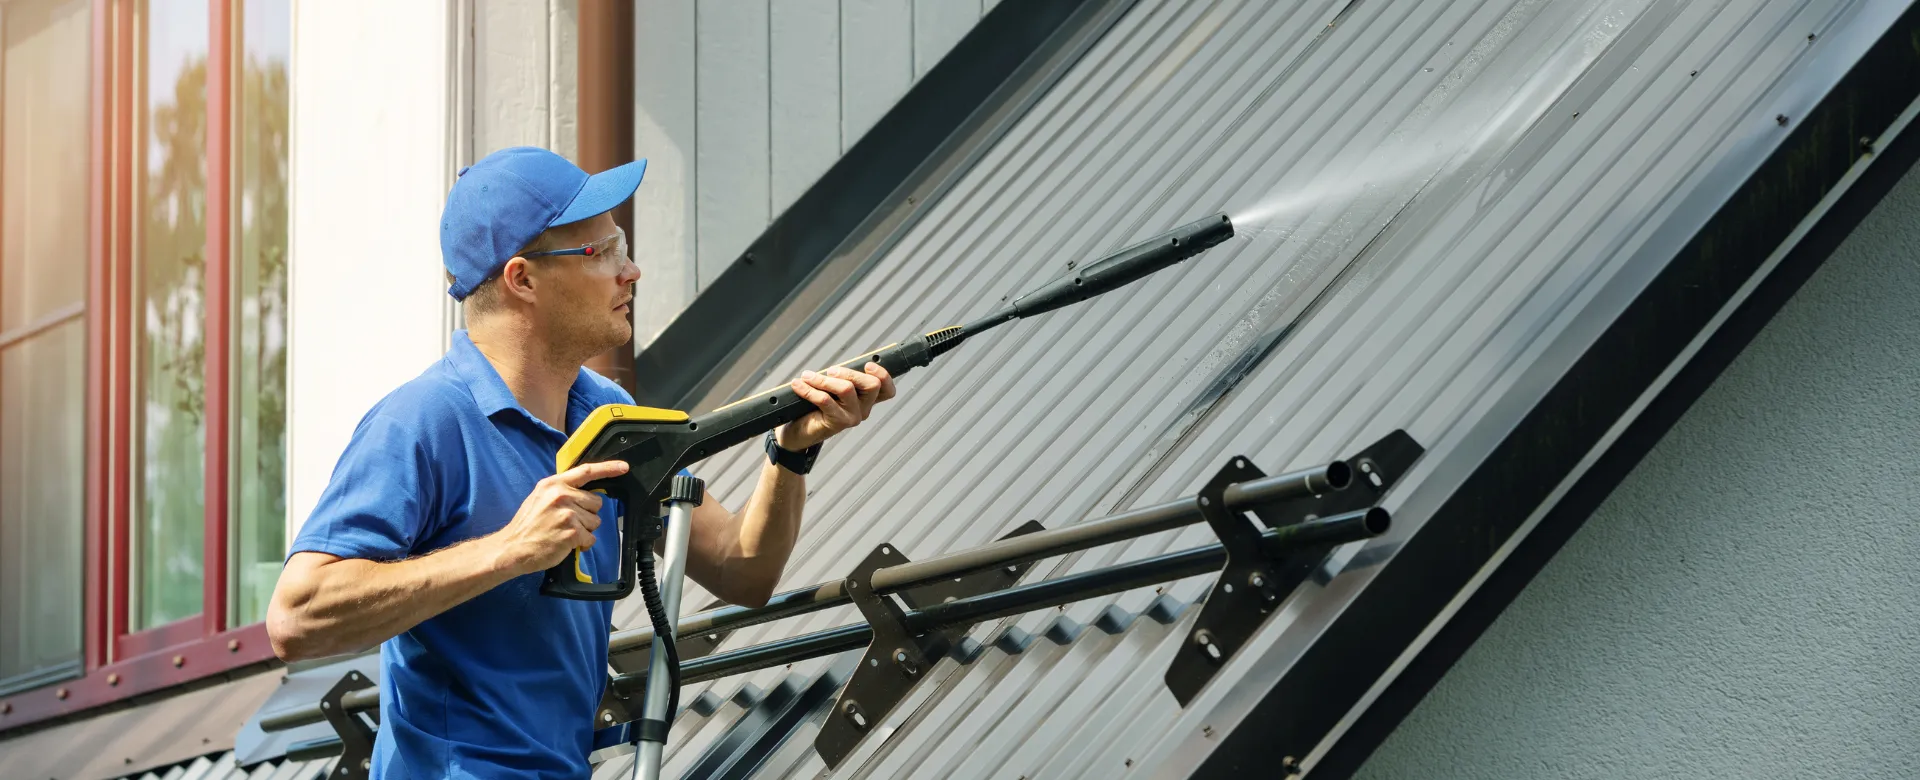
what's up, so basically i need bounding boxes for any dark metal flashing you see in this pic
[630,0,1131,410]
[1197,5,1920,778]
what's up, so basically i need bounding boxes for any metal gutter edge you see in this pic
[630,0,1134,410]
[1194,2,1920,778]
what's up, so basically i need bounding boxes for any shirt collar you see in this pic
[448,330,599,435]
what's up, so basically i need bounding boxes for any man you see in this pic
[266,146,895,778]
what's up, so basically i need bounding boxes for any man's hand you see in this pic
[778,363,898,450]
[488,459,630,575]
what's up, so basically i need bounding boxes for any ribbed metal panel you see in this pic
[601,0,1894,776]
[117,751,336,780]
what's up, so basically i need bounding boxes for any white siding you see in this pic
[633,0,989,344]
[839,0,913,148]
[469,0,578,162]
[771,0,843,217]
[633,0,700,350]
[914,0,981,77]
[694,0,772,284]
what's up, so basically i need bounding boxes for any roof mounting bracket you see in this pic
[1165,431,1424,706]
[317,670,378,779]
[815,520,1045,768]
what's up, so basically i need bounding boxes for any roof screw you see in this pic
[1807,32,1817,41]
[228,639,241,652]
[1283,756,1304,776]
[172,655,185,668]
[1202,725,1215,738]
[107,673,120,686]
[1860,136,1875,155]
[1689,70,1698,77]
[55,688,69,700]
[1125,758,1134,768]
[1776,114,1789,126]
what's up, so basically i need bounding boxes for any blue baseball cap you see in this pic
[441,146,647,300]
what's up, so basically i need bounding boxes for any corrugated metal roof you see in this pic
[603,0,1892,775]
[114,750,336,780]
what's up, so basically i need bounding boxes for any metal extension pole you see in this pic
[635,477,701,780]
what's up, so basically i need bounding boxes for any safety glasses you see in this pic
[522,227,628,263]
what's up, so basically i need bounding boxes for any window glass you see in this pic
[233,0,289,625]
[0,0,90,688]
[136,0,210,629]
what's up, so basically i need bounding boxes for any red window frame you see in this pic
[0,0,275,729]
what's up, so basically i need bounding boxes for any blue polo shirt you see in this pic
[291,331,634,779]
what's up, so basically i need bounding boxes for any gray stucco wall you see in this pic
[1353,161,1920,778]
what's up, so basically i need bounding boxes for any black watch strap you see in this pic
[765,431,821,475]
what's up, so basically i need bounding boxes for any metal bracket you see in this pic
[318,670,378,779]
[815,520,1044,768]
[1164,430,1424,706]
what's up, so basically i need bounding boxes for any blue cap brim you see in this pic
[550,159,647,227]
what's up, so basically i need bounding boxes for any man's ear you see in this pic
[498,256,538,304]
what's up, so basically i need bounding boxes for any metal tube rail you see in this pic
[612,507,1387,696]
[257,463,1352,733]
[607,461,1348,655]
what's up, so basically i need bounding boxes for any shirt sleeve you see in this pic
[288,412,440,562]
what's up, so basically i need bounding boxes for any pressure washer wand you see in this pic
[934,212,1237,357]
[543,213,1238,600]
[679,212,1239,461]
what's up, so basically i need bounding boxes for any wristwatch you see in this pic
[764,431,821,475]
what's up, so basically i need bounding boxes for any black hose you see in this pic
[634,550,680,743]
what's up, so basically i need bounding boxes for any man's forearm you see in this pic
[687,463,807,606]
[270,540,517,660]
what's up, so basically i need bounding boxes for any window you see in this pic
[0,0,94,693]
[232,0,288,626]
[134,0,211,632]
[0,0,287,709]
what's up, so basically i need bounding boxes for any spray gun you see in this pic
[543,213,1233,778]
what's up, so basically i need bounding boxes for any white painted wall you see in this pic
[633,0,990,345]
[286,0,456,537]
